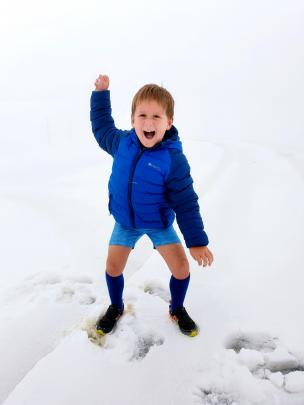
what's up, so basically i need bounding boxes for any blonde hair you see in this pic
[131,84,174,120]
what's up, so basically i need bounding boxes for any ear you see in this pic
[167,117,174,130]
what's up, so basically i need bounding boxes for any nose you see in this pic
[143,118,154,131]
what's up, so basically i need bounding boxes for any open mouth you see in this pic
[143,131,155,140]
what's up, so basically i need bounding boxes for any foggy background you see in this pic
[1,2,304,403]
[1,0,303,149]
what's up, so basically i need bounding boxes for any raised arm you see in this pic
[90,74,128,157]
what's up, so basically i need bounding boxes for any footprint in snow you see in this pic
[194,388,237,405]
[7,272,97,307]
[142,280,171,303]
[224,331,278,353]
[224,331,304,393]
[131,333,164,361]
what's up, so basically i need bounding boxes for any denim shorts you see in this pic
[109,222,181,249]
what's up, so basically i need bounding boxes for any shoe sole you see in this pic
[169,314,199,337]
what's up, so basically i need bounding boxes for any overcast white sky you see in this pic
[1,4,304,402]
[1,0,303,148]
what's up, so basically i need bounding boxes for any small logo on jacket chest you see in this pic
[148,162,161,172]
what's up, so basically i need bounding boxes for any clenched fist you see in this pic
[94,74,110,91]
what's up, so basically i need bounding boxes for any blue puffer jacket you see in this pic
[90,90,209,247]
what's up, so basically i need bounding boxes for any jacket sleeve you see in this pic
[166,150,209,248]
[90,90,128,157]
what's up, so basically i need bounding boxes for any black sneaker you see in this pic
[169,305,199,337]
[96,304,124,335]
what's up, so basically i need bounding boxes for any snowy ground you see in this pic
[1,133,304,404]
[1,1,304,404]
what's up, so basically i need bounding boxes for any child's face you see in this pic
[132,99,173,148]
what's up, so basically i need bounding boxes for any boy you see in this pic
[90,74,213,337]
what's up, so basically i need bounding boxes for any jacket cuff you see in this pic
[185,231,209,248]
[91,89,110,97]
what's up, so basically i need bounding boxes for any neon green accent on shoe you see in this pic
[96,329,105,336]
[169,306,199,337]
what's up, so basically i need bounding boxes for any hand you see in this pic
[94,74,110,91]
[189,246,214,267]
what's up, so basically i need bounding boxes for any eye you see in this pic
[153,115,161,119]
[138,114,146,118]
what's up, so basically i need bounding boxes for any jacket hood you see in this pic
[162,125,182,150]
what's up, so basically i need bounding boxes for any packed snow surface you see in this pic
[1,1,304,404]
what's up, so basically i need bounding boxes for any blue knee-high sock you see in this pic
[105,272,124,310]
[169,274,190,312]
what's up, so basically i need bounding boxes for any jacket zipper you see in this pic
[128,148,146,228]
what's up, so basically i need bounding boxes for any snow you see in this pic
[285,372,304,393]
[264,347,299,373]
[237,349,265,372]
[1,1,304,404]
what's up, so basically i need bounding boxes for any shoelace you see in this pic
[105,305,122,320]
